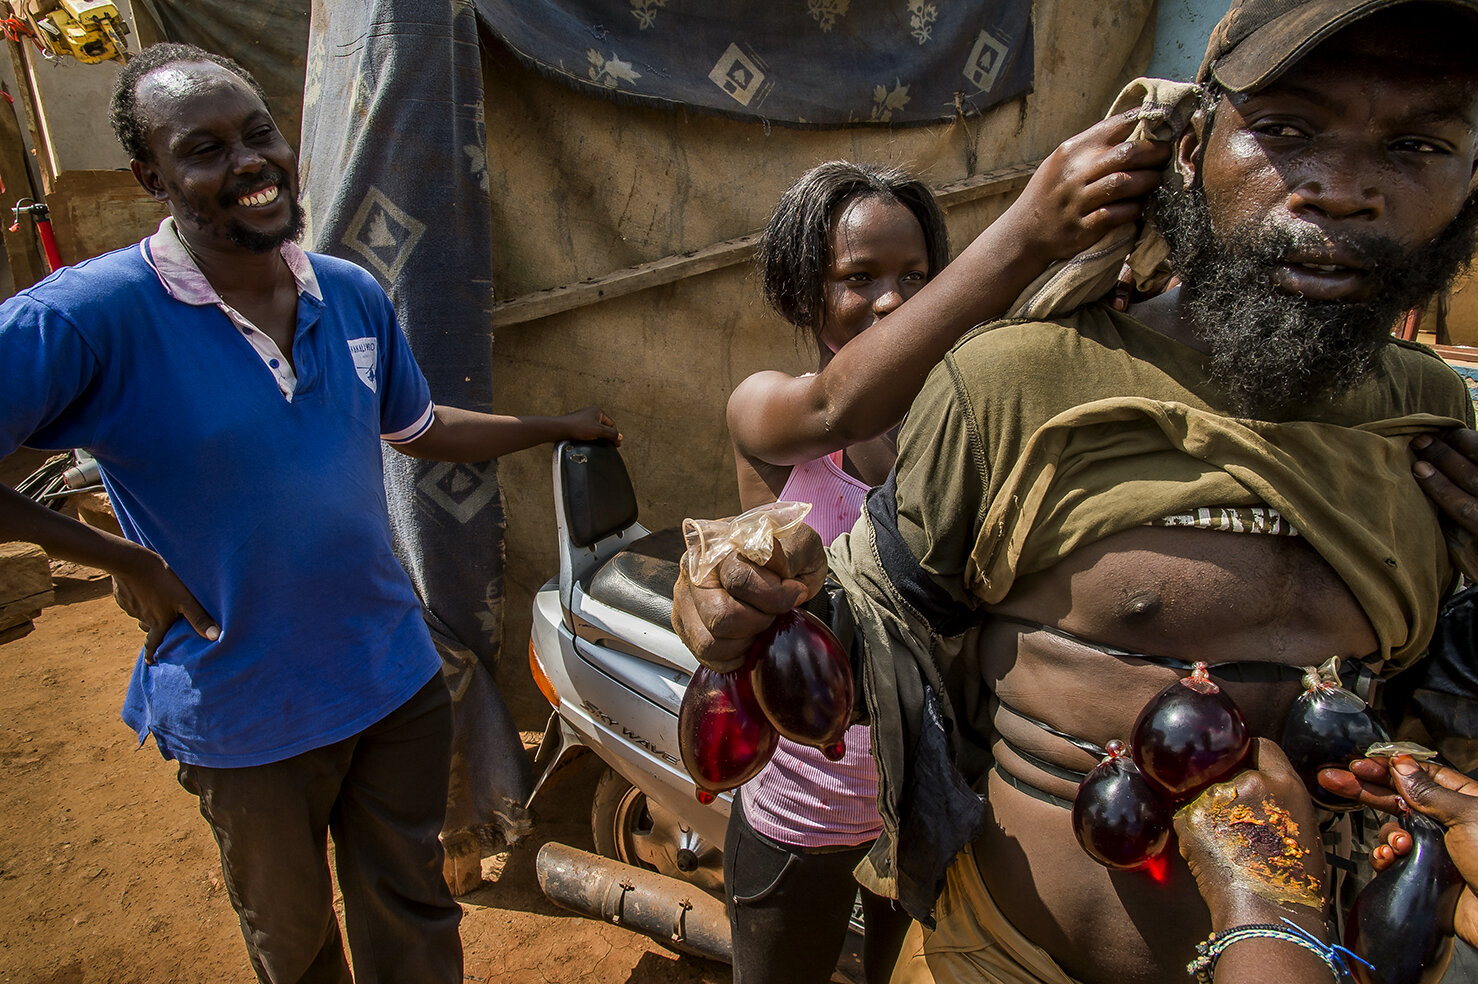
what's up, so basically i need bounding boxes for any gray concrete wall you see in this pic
[2,1,141,180]
[20,51,129,174]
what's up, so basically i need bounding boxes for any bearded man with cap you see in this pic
[671,2,1478,983]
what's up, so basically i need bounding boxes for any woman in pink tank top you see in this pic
[723,133,1167,984]
[723,163,941,984]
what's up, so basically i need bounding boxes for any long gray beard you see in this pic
[1151,182,1478,421]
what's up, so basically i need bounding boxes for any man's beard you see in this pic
[176,167,306,255]
[228,193,305,254]
[223,167,305,253]
[1151,180,1478,420]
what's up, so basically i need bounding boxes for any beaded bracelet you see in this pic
[1186,919,1359,983]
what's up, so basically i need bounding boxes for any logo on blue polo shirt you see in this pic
[348,337,378,392]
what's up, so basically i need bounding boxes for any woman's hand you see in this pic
[671,521,827,673]
[1328,755,1478,947]
[1001,109,1172,264]
[1412,429,1478,577]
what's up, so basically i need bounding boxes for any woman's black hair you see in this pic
[109,42,268,163]
[756,161,950,347]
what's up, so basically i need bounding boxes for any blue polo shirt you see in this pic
[0,221,442,767]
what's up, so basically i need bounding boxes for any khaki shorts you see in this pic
[889,844,1081,984]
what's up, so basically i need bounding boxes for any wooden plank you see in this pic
[489,161,1041,329]
[0,541,51,606]
[0,543,54,640]
[0,619,34,644]
[1431,343,1478,363]
[930,161,1038,209]
[491,233,758,328]
[0,594,47,625]
[47,169,168,267]
[0,81,47,291]
[8,37,56,190]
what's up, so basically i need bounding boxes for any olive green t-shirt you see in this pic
[893,304,1472,666]
[834,304,1474,916]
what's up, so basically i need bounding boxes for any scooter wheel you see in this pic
[590,767,645,864]
[589,767,724,898]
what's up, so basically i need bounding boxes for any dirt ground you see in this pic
[0,566,733,984]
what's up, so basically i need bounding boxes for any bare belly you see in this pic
[972,525,1377,984]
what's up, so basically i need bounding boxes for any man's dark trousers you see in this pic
[177,677,462,984]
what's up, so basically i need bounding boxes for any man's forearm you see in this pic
[3,481,220,647]
[0,482,145,575]
[395,405,578,463]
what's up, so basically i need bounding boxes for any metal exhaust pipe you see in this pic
[536,841,732,965]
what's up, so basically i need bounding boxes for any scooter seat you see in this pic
[585,526,686,629]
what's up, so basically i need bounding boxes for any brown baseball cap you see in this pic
[1198,0,1478,92]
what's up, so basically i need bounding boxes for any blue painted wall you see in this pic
[1146,0,1223,81]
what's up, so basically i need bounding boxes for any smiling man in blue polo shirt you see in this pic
[0,43,619,984]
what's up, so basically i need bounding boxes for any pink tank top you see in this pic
[777,450,870,543]
[742,451,880,848]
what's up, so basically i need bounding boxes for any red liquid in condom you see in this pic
[1280,670,1389,812]
[749,609,853,758]
[1072,739,1172,870]
[1131,662,1250,803]
[678,661,779,801]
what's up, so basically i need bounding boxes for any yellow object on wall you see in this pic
[35,0,128,65]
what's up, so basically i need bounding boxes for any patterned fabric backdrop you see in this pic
[474,0,1034,126]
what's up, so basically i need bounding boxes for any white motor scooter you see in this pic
[526,440,865,976]
[526,438,733,957]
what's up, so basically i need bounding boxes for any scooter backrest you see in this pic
[560,440,639,548]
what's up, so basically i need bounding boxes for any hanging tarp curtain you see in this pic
[130,0,311,148]
[143,0,533,848]
[298,0,533,851]
[473,0,1034,126]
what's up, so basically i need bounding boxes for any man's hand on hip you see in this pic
[111,548,219,661]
